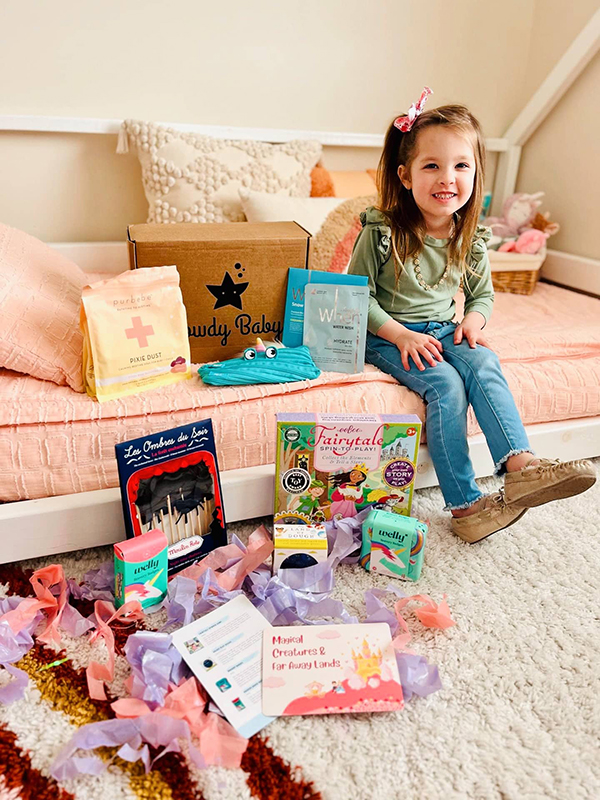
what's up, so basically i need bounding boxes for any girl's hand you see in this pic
[454,312,490,348]
[393,329,444,371]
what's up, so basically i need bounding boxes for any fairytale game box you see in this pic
[274,413,422,525]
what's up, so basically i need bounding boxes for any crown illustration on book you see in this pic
[352,463,368,476]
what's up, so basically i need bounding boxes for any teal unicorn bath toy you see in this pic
[198,338,321,386]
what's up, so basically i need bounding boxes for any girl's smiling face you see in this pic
[349,469,365,484]
[398,126,476,235]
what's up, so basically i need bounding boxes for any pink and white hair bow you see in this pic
[393,87,433,132]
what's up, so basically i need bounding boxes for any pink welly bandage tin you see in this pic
[114,528,168,609]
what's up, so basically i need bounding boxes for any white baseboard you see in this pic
[52,241,130,274]
[542,249,600,296]
[2,417,599,564]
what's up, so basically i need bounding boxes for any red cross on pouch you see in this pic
[125,316,155,348]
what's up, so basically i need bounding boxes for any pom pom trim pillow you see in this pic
[0,223,86,392]
[119,120,322,224]
[310,195,378,273]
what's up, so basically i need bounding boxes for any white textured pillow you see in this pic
[239,189,345,235]
[119,120,322,224]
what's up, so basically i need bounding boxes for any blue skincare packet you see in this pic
[282,267,368,348]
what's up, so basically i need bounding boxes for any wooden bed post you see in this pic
[491,7,600,215]
[490,145,522,217]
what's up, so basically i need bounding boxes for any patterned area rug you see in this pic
[1,463,599,800]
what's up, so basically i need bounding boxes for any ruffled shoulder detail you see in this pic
[469,225,492,271]
[359,206,388,227]
[359,206,392,261]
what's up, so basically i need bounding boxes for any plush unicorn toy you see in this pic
[484,192,545,238]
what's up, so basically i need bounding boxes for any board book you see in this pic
[262,623,404,716]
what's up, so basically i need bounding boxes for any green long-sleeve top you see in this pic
[347,207,495,334]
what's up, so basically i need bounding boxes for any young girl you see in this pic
[348,89,596,543]
[329,467,369,520]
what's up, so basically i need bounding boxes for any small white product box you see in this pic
[272,524,328,573]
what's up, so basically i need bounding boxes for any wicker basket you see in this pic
[488,248,546,295]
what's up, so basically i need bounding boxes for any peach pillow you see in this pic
[310,162,336,197]
[0,223,86,392]
[329,171,377,198]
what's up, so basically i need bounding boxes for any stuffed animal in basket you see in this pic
[498,228,548,255]
[483,192,544,238]
[530,211,560,237]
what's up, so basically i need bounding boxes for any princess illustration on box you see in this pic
[329,465,369,520]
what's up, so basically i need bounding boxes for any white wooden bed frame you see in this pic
[1,9,600,562]
[4,418,599,562]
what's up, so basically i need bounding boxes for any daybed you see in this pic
[2,276,599,561]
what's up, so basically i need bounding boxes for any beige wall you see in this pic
[1,0,580,245]
[1,0,533,133]
[516,1,600,259]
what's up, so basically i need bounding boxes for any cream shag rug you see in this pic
[2,462,599,800]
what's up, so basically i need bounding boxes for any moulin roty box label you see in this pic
[274,413,422,524]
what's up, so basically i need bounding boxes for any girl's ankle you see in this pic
[451,497,485,518]
[505,452,539,473]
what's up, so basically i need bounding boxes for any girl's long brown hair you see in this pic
[376,104,486,285]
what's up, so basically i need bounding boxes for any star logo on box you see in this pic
[206,271,249,311]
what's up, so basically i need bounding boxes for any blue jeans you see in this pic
[365,321,532,510]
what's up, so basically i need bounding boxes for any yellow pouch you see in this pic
[81,266,191,402]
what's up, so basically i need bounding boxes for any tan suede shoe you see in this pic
[451,492,528,544]
[504,458,596,508]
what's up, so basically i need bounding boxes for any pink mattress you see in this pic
[1,283,599,502]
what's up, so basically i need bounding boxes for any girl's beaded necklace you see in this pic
[412,220,455,292]
[412,255,452,292]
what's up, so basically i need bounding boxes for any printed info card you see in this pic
[262,623,404,717]
[171,595,273,737]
